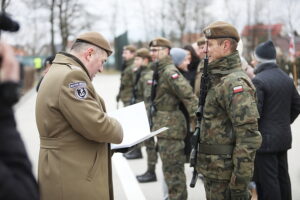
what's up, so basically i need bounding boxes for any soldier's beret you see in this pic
[123,45,137,53]
[136,48,151,60]
[203,21,240,42]
[149,37,172,49]
[197,37,206,46]
[76,32,113,56]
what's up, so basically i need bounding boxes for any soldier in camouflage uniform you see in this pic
[194,37,206,97]
[117,45,136,106]
[116,45,143,159]
[132,48,159,183]
[195,21,262,200]
[149,37,198,200]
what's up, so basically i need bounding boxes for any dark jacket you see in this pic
[252,62,300,153]
[0,82,39,200]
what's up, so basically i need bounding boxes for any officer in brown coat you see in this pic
[36,32,123,200]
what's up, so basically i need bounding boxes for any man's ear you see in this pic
[85,47,94,61]
[223,40,231,51]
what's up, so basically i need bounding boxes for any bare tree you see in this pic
[1,0,11,12]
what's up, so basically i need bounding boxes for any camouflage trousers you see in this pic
[203,178,230,200]
[144,137,158,172]
[157,138,187,200]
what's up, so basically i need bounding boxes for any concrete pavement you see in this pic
[14,73,300,199]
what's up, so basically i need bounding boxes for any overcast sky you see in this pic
[2,0,300,47]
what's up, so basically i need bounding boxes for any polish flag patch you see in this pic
[171,73,179,79]
[233,86,243,93]
[147,80,153,85]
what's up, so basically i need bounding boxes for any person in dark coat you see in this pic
[0,41,39,200]
[251,40,300,200]
[183,45,200,88]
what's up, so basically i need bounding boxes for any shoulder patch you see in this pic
[171,73,179,79]
[69,81,88,100]
[233,85,243,93]
[69,81,86,88]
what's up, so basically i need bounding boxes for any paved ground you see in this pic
[14,73,300,199]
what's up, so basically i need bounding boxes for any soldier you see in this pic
[194,37,206,97]
[116,45,142,159]
[132,48,158,183]
[35,32,123,200]
[117,45,136,107]
[149,37,198,200]
[195,21,262,200]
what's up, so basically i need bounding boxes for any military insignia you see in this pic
[69,82,88,99]
[171,73,179,79]
[204,29,211,37]
[147,80,153,85]
[69,81,87,88]
[75,87,88,99]
[233,86,243,93]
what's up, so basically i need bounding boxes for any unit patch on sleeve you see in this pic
[69,81,88,99]
[171,73,179,79]
[233,85,243,93]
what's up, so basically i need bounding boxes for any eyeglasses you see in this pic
[150,47,166,52]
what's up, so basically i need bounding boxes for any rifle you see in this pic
[189,41,209,188]
[149,62,159,129]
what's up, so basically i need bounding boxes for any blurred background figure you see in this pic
[183,45,200,88]
[0,41,39,200]
[36,55,55,91]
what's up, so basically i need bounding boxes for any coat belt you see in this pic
[199,143,234,155]
[40,137,61,149]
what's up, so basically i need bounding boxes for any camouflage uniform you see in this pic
[118,58,135,106]
[196,51,262,200]
[152,56,198,200]
[135,64,158,171]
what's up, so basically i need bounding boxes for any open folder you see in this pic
[108,102,168,150]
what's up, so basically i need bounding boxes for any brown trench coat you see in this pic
[35,52,123,200]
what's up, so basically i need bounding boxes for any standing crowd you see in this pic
[1,19,300,200]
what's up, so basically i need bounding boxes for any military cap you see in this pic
[197,37,206,46]
[76,32,113,56]
[149,37,172,49]
[203,21,240,42]
[136,48,151,60]
[123,45,137,53]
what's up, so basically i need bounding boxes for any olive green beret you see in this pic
[197,37,206,46]
[123,45,137,53]
[136,48,151,60]
[203,21,240,42]
[149,37,172,49]
[76,32,113,56]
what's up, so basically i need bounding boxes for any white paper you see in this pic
[108,102,167,149]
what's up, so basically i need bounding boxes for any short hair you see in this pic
[216,38,238,52]
[71,41,107,56]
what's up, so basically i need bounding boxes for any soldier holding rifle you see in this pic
[190,21,262,200]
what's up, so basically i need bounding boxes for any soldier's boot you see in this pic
[123,147,143,159]
[136,170,157,183]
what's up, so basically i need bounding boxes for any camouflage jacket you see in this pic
[197,51,262,188]
[118,58,135,103]
[135,64,153,108]
[152,56,198,140]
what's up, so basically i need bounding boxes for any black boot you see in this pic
[123,148,143,159]
[136,170,157,183]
